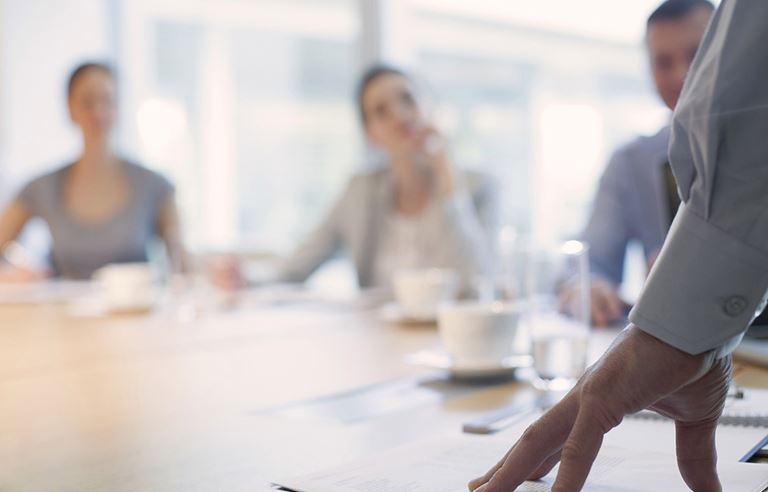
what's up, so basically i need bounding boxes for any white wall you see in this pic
[0,0,113,202]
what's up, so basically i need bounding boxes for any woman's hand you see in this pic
[0,264,47,284]
[207,255,245,291]
[469,325,730,492]
[414,125,456,199]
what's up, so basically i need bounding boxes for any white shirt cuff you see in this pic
[629,203,768,355]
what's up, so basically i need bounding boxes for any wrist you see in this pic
[627,324,717,377]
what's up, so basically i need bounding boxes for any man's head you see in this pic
[646,0,715,110]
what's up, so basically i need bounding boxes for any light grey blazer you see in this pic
[277,168,498,288]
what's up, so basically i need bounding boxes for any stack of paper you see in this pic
[275,433,768,492]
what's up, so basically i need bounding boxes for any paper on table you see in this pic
[275,434,768,492]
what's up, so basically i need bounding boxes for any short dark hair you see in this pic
[67,62,114,98]
[356,64,408,125]
[647,0,715,27]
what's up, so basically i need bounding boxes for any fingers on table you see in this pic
[550,406,612,492]
[675,418,722,492]
[467,448,513,491]
[474,396,579,492]
[528,449,563,481]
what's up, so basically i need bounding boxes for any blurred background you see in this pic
[0,0,677,292]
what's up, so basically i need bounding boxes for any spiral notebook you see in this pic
[627,388,768,427]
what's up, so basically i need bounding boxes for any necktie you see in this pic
[662,161,681,231]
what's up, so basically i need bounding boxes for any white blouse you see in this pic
[373,202,446,289]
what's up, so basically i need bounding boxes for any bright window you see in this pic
[407,0,668,243]
[116,0,671,257]
[120,0,361,252]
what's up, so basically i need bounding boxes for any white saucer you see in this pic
[406,350,533,378]
[379,302,437,324]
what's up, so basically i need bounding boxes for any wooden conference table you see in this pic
[1,288,766,491]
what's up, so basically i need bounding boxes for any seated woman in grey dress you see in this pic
[211,65,497,290]
[0,62,186,281]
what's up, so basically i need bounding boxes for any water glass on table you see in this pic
[531,317,589,391]
[519,240,591,391]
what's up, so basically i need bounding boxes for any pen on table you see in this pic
[462,393,559,435]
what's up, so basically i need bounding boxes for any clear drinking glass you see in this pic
[470,226,531,304]
[516,239,591,391]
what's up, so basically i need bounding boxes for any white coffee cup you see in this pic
[392,268,459,319]
[438,301,523,367]
[93,263,155,312]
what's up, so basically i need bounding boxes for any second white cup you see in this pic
[393,268,459,319]
[438,301,523,367]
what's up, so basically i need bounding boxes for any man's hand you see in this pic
[561,277,629,327]
[469,325,731,492]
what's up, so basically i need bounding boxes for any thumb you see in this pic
[675,418,721,492]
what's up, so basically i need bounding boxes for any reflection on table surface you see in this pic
[1,286,766,491]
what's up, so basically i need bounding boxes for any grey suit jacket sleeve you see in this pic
[276,180,351,283]
[630,0,768,355]
[581,151,632,285]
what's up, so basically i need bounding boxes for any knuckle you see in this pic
[579,377,606,401]
[579,394,622,432]
[560,440,586,463]
[519,424,541,446]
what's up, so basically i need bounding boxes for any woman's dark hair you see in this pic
[356,64,408,125]
[67,62,115,98]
